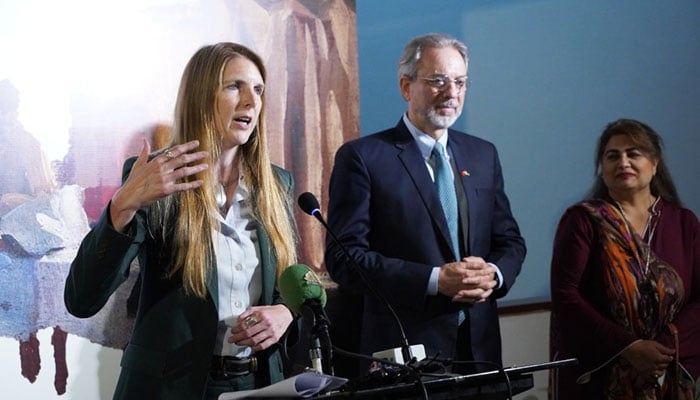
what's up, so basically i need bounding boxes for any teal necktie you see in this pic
[430,142,460,259]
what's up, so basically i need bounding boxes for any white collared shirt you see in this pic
[402,113,503,294]
[402,113,454,183]
[213,176,262,357]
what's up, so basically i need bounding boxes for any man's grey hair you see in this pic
[397,33,469,80]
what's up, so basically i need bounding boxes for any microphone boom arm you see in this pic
[299,192,414,364]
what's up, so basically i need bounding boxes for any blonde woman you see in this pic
[65,42,297,400]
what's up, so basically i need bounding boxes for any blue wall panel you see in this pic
[357,0,700,305]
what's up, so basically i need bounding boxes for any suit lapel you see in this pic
[205,242,219,310]
[256,223,275,305]
[448,131,477,253]
[392,122,456,257]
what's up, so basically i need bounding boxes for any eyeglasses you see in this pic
[417,75,468,92]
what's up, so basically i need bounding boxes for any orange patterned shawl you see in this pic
[582,200,690,399]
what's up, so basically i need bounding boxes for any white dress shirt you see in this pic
[212,176,262,357]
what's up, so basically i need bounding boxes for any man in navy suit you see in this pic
[325,33,526,374]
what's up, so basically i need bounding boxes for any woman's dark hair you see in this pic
[588,118,682,206]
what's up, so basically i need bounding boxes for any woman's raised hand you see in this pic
[109,139,209,232]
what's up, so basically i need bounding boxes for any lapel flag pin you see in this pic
[461,170,470,177]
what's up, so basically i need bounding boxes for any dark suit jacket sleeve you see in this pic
[64,157,145,318]
[324,140,435,311]
[478,143,526,297]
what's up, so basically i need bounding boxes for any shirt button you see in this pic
[235,264,243,271]
[234,301,242,309]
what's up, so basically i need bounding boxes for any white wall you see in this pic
[0,310,551,399]
[0,328,121,399]
[501,310,551,400]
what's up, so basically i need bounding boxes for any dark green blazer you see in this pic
[65,162,294,400]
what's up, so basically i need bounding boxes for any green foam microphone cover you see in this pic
[279,264,327,314]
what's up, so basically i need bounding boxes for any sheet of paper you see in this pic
[219,372,348,399]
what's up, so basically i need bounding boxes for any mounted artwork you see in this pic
[0,0,358,395]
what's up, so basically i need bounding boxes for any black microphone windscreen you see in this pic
[279,264,327,314]
[297,192,321,216]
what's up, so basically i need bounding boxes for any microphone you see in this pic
[279,263,327,313]
[279,264,332,374]
[298,191,323,221]
[297,192,415,366]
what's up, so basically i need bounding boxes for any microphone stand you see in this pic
[309,336,323,374]
[301,300,334,376]
[298,193,414,366]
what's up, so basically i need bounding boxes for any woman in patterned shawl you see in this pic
[549,119,700,399]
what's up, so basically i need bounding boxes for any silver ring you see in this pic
[244,315,258,328]
[165,150,175,160]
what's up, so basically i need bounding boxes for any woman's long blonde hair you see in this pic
[151,42,297,298]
